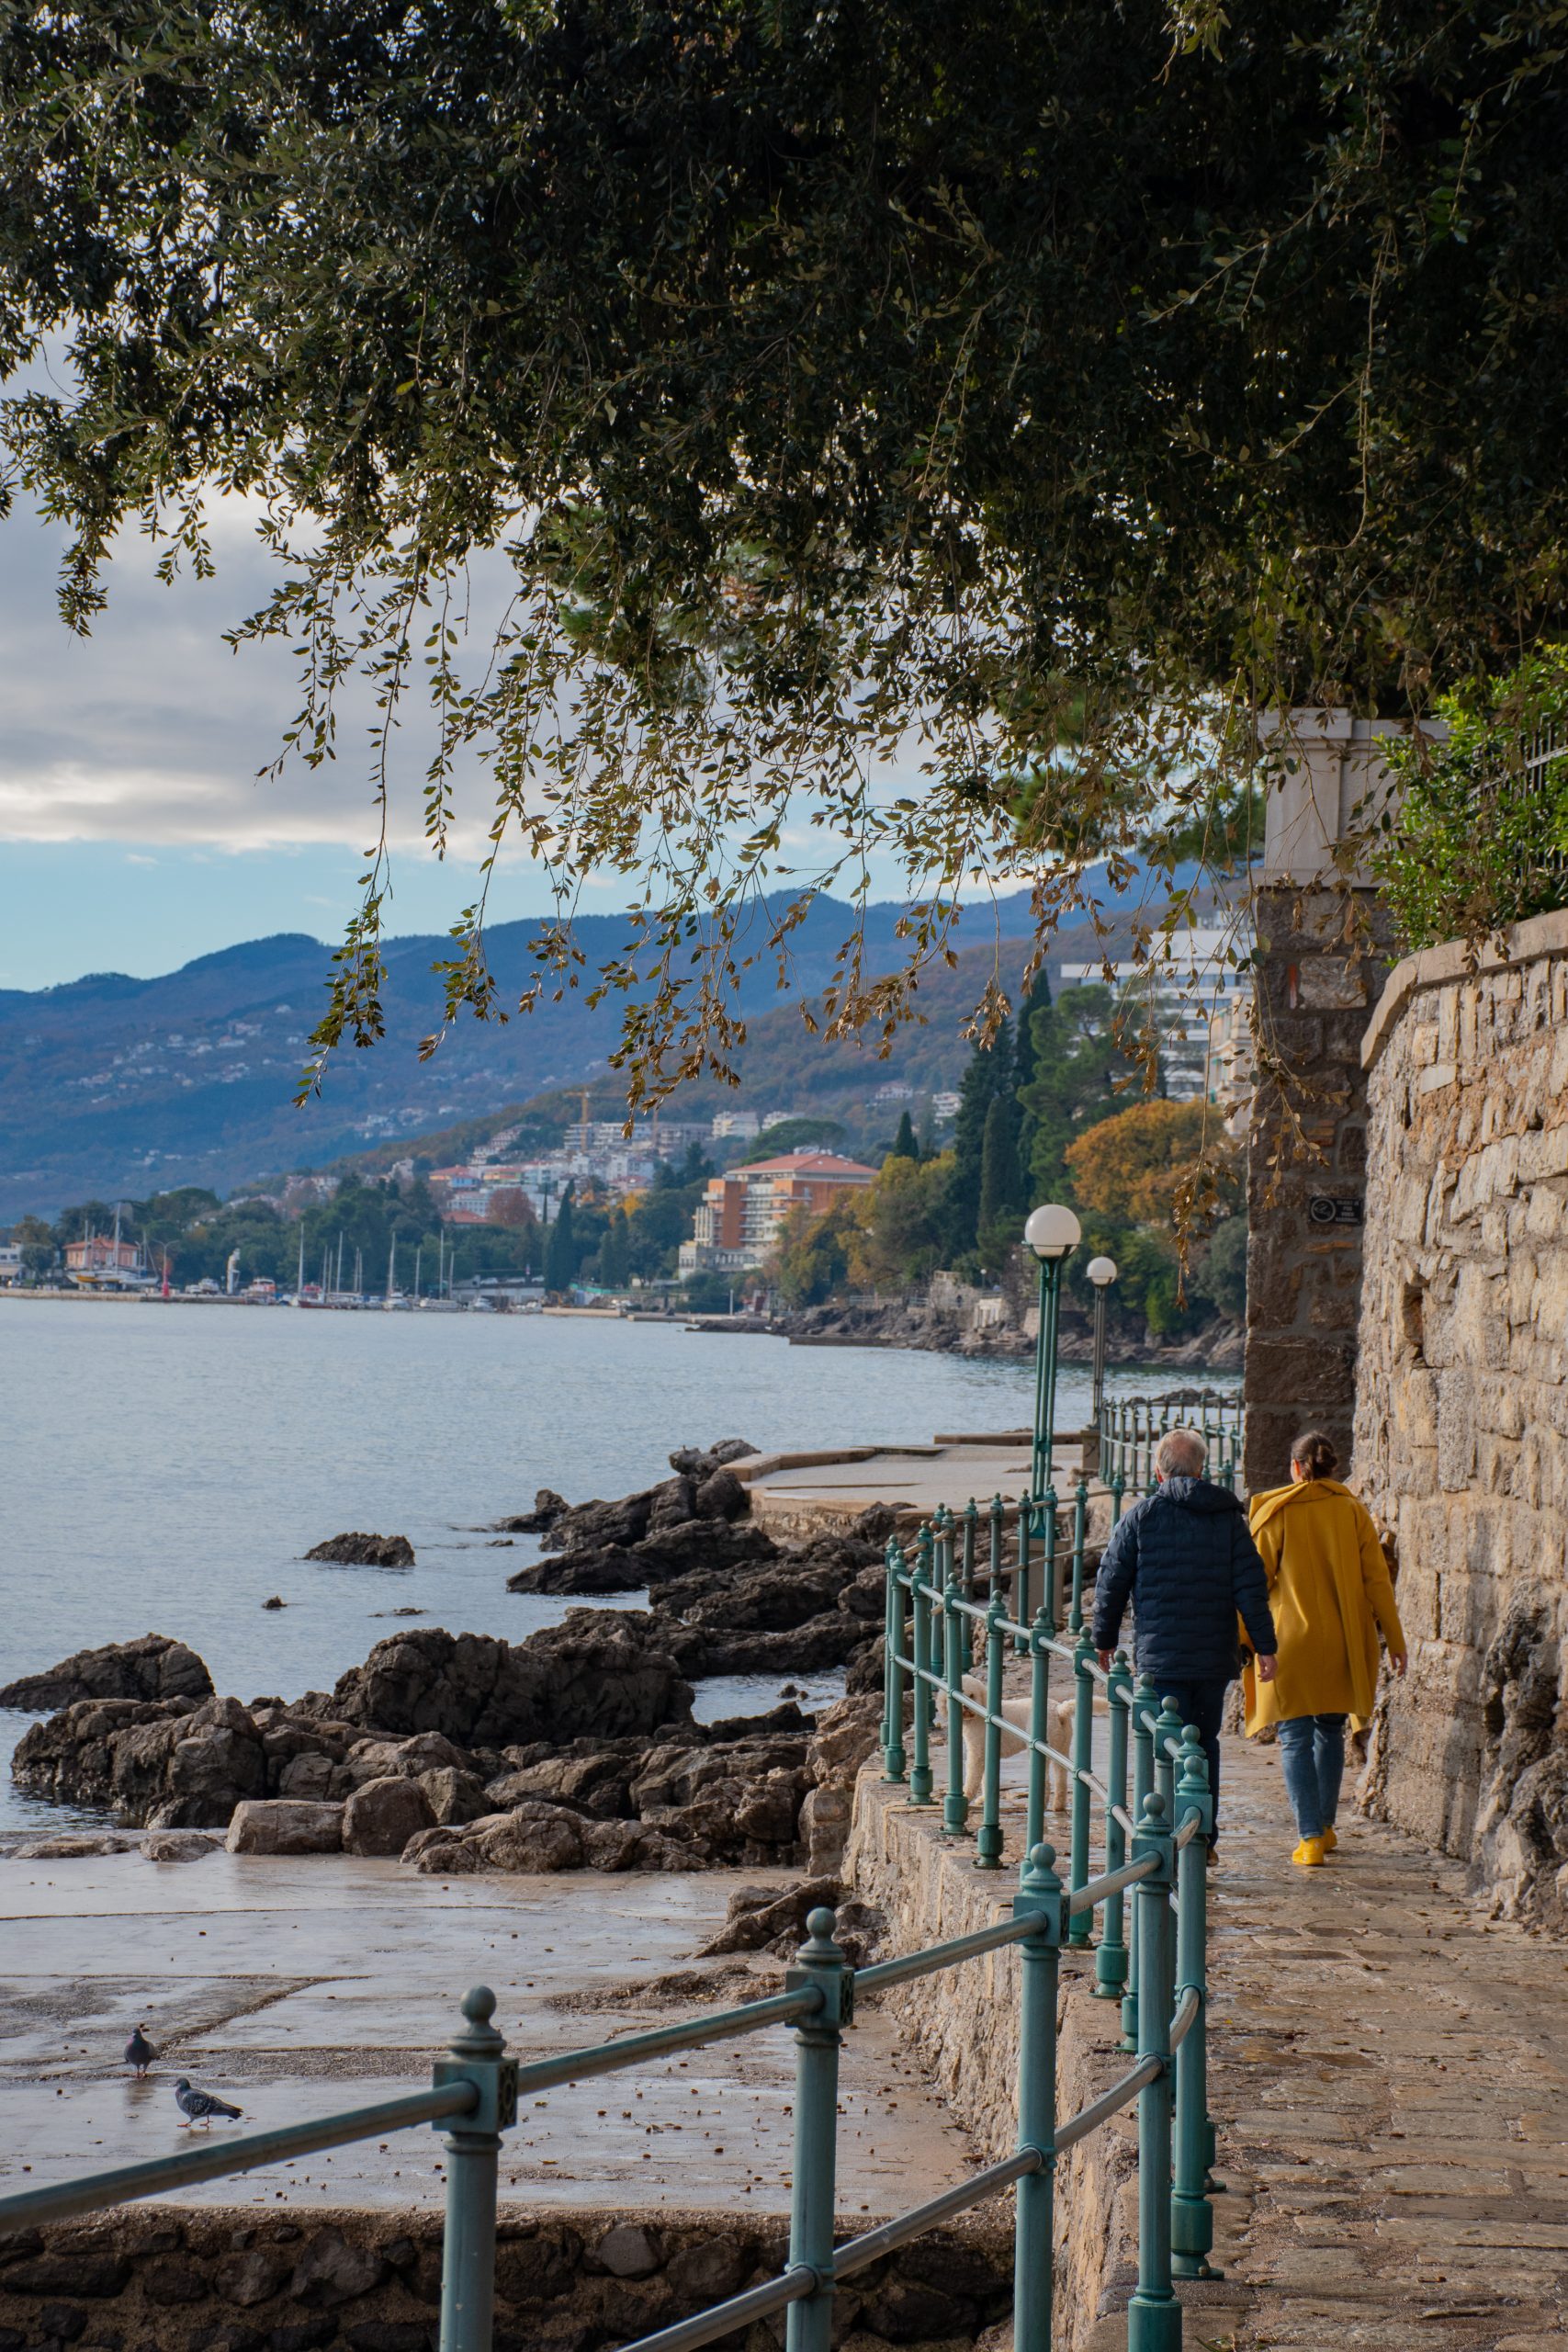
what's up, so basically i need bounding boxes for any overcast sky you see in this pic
[1,486,997,991]
[0,487,613,988]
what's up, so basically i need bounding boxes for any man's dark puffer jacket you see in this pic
[1091,1476,1277,1685]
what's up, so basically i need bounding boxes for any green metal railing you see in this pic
[0,1514,1220,2352]
[1097,1388,1244,1513]
[880,1516,1222,2336]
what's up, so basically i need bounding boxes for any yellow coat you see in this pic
[1242,1478,1405,1736]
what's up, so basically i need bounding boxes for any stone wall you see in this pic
[1243,884,1396,1494]
[1353,909,1568,1926]
[0,2202,1014,2352]
[846,1778,1224,2352]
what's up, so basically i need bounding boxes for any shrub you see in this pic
[1376,648,1568,951]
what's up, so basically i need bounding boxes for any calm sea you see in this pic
[0,1299,1231,1828]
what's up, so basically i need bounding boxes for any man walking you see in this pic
[1093,1427,1277,1845]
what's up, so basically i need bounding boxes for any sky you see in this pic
[0,491,602,989]
[0,485,1004,993]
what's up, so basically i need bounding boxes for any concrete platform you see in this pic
[740,1437,1104,1540]
[0,1850,970,2216]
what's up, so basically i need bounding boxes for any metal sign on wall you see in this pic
[1308,1195,1363,1227]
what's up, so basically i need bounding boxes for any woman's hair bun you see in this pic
[1291,1428,1338,1478]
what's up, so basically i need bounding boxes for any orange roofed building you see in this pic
[679,1150,878,1276]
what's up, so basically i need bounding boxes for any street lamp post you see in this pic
[1087,1254,1119,1426]
[1024,1204,1082,1500]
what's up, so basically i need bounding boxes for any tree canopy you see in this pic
[4,0,1565,1094]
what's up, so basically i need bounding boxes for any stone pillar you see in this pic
[1242,713,1415,1495]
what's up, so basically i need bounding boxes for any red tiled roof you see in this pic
[736,1151,878,1180]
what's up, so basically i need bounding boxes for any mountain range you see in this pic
[0,876,1216,1219]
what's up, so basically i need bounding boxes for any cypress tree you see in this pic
[545,1180,577,1292]
[887,1110,919,1163]
[1013,968,1054,1194]
[978,1086,1024,1237]
[947,1018,1014,1258]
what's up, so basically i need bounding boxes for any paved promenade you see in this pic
[1172,1736,1568,2350]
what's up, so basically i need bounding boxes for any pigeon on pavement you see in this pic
[174,2078,243,2128]
[125,2025,157,2077]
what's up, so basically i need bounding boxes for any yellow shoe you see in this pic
[1322,1826,1338,1853]
[1292,1837,1327,1868]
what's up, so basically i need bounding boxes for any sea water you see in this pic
[0,1298,1232,1827]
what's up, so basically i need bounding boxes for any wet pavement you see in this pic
[0,1850,970,2216]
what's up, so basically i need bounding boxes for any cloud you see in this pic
[0,498,519,854]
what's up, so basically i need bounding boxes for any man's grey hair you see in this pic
[1155,1427,1207,1479]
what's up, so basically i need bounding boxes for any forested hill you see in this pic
[0,878,1218,1218]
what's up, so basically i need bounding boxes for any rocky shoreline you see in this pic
[758,1297,1245,1368]
[5,1442,886,1887]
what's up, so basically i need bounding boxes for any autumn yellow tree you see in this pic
[1065,1102,1238,1229]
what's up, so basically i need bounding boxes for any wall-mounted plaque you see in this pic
[1308,1195,1363,1227]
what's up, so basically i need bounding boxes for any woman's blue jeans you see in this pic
[1277,1712,1348,1839]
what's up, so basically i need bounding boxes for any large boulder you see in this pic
[312,1619,694,1747]
[343,1775,436,1856]
[491,1488,568,1533]
[305,1532,415,1567]
[0,1634,213,1712]
[227,1799,344,1855]
[13,1694,361,1829]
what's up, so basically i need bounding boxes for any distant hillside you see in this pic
[0,872,1226,1217]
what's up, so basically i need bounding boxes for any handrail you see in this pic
[514,1986,820,2094]
[0,2084,478,2231]
[13,1492,1225,2352]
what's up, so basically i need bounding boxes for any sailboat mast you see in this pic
[388,1231,396,1301]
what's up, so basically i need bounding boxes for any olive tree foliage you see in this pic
[2,0,1565,1102]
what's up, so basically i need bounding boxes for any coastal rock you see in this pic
[539,1491,655,1557]
[418,1766,492,1826]
[506,1548,648,1597]
[313,1621,693,1748]
[491,1489,568,1533]
[693,1467,748,1520]
[226,1800,344,1856]
[807,1693,883,1789]
[0,1634,214,1713]
[13,1696,358,1830]
[343,1776,436,1857]
[695,1878,843,1957]
[474,1804,585,1873]
[304,1533,415,1568]
[668,1439,757,1478]
[141,1831,221,1862]
[798,1785,852,1874]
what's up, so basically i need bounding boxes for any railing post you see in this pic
[1122,1676,1156,2051]
[1066,1632,1096,1947]
[919,1521,942,1676]
[962,1498,978,1600]
[1022,1611,1052,1868]
[976,1597,1007,1870]
[987,1492,1007,1607]
[908,1541,934,1805]
[882,1542,907,1783]
[1068,1476,1089,1634]
[1094,1651,1133,2001]
[1012,1843,1065,2352]
[1153,1697,1182,1826]
[1127,1793,1180,2352]
[1172,1728,1218,2281]
[1040,1481,1059,1636]
[434,1988,517,2352]
[1110,1464,1125,1527]
[942,1585,970,1837]
[1015,1492,1032,1655]
[785,1909,850,2352]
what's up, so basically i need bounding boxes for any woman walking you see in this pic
[1245,1430,1406,1868]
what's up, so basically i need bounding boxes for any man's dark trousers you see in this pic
[1148,1678,1229,1842]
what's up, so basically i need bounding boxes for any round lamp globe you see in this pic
[1023,1204,1081,1262]
[1087,1255,1119,1288]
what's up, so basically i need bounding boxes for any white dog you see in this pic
[958,1679,1108,1812]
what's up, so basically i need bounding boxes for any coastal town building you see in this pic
[63,1231,148,1289]
[1056,921,1255,1101]
[678,1149,878,1274]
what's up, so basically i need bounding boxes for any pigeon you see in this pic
[125,2025,157,2077]
[174,2078,243,2128]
